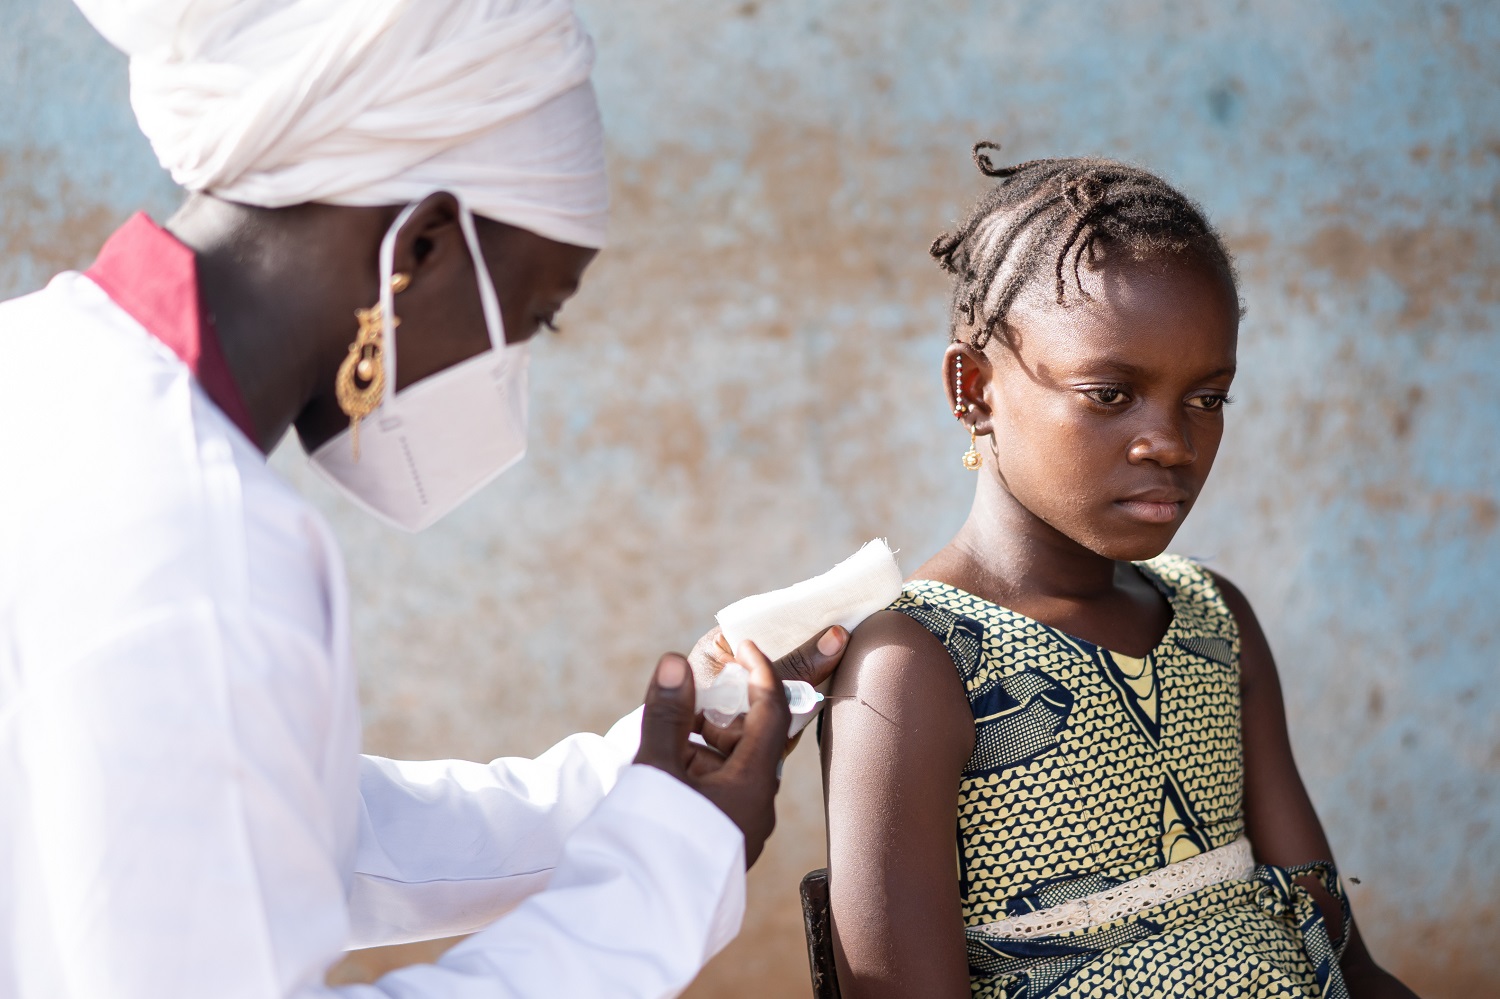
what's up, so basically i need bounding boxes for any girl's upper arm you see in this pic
[1215,571,1416,995]
[1213,570,1337,868]
[819,608,977,999]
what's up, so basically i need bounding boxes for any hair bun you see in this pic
[1062,172,1106,214]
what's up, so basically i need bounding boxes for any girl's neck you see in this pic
[925,474,1174,658]
[949,473,1121,604]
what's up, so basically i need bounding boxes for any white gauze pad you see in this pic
[716,538,904,662]
[703,539,904,735]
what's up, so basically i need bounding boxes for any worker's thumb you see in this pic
[634,653,696,777]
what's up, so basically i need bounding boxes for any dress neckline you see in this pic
[905,559,1181,662]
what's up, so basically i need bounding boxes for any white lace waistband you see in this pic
[969,837,1255,940]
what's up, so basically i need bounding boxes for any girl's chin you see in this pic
[1074,522,1183,563]
[1018,493,1188,561]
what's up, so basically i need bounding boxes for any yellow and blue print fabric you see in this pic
[890,554,1349,998]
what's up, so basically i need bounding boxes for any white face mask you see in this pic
[309,197,530,532]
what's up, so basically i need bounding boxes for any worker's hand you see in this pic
[634,642,790,868]
[688,624,849,691]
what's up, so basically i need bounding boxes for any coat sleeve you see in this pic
[347,707,645,947]
[339,764,747,999]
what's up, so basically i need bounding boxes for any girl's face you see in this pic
[966,255,1239,562]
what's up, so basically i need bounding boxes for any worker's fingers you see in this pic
[634,654,696,775]
[684,740,728,779]
[691,623,849,693]
[687,625,735,689]
[772,625,848,688]
[730,641,792,774]
[698,712,746,758]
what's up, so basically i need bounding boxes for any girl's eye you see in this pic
[1188,394,1231,411]
[1085,387,1130,406]
[538,315,559,333]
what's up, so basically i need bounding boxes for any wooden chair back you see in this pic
[799,868,840,998]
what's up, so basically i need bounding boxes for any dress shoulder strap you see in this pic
[890,582,1080,777]
[888,585,987,686]
[1138,553,1241,668]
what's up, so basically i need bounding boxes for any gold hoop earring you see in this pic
[962,427,983,471]
[334,272,409,459]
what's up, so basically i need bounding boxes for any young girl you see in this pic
[820,146,1418,999]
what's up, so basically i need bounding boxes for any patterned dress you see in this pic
[890,554,1349,999]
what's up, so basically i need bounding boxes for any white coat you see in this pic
[0,269,745,998]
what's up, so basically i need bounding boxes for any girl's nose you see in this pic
[1127,416,1197,467]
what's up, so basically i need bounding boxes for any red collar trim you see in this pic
[85,212,259,447]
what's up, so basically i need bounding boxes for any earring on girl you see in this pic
[954,356,983,471]
[335,272,410,460]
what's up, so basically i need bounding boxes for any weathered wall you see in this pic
[5,0,1497,995]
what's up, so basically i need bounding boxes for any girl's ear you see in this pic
[943,342,995,436]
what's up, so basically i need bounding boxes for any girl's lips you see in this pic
[1115,499,1183,524]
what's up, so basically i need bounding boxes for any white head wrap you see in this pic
[74,0,609,248]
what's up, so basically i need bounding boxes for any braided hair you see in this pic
[930,143,1238,350]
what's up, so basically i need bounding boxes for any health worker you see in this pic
[0,1,850,996]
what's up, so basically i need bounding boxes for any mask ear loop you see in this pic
[453,193,509,353]
[377,200,423,419]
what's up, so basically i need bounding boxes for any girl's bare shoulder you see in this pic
[824,604,973,763]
